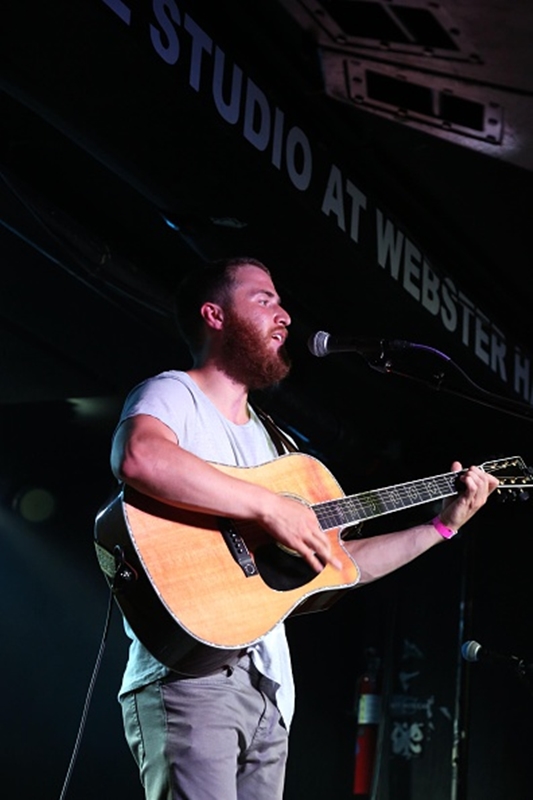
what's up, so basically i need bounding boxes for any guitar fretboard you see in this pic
[314,472,459,531]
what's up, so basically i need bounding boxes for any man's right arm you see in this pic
[111,414,338,572]
[112,414,275,518]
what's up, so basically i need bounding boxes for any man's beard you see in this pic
[219,306,291,390]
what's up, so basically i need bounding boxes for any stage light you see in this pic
[12,487,56,523]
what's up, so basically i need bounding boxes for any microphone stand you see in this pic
[506,656,533,699]
[364,343,533,423]
[357,342,533,799]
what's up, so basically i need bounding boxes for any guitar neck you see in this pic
[314,471,459,531]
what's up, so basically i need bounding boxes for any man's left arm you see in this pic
[344,462,499,585]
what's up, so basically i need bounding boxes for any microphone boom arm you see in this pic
[308,330,533,423]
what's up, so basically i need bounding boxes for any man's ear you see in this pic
[200,302,224,331]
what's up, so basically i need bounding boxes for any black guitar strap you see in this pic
[252,404,298,456]
[253,404,365,542]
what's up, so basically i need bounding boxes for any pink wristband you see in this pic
[431,516,457,539]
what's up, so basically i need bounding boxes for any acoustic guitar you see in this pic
[94,452,530,674]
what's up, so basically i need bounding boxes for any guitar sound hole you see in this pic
[253,543,317,591]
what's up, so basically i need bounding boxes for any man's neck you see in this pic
[187,363,250,425]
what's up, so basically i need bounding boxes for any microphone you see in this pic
[308,330,413,359]
[461,640,523,671]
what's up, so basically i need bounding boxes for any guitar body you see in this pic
[95,452,360,674]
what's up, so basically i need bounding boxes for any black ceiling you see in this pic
[2,0,533,482]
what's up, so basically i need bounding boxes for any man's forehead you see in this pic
[232,264,278,294]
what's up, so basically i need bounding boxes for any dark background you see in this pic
[2,2,533,798]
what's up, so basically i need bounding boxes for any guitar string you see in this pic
[229,460,522,536]
[231,474,457,535]
[315,474,457,530]
[314,460,524,530]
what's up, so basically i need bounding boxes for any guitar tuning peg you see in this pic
[496,485,530,503]
[495,488,509,503]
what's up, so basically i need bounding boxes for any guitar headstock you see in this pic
[480,456,533,502]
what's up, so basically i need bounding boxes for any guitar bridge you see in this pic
[218,518,259,578]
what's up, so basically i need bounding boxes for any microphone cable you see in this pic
[58,585,115,800]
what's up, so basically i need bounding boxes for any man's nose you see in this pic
[275,306,291,326]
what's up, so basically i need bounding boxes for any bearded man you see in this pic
[110,257,497,800]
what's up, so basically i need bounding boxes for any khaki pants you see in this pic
[120,654,289,800]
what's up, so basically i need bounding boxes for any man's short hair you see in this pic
[175,257,270,354]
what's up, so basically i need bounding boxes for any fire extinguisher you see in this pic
[353,649,382,797]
